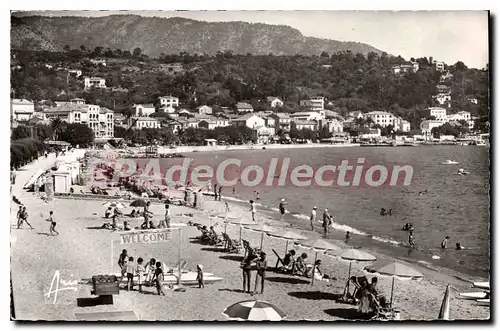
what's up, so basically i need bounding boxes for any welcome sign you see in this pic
[120,229,172,245]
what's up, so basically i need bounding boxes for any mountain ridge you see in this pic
[11,15,385,57]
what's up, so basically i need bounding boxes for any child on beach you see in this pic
[45,211,59,236]
[136,258,145,293]
[118,249,128,279]
[153,261,166,296]
[21,207,33,230]
[145,258,156,285]
[196,264,204,288]
[126,256,135,291]
[441,236,450,248]
[249,200,256,222]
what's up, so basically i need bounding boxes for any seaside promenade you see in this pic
[10,151,490,321]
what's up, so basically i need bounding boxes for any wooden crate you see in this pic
[92,275,119,296]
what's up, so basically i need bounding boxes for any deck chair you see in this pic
[272,249,295,274]
[338,276,368,304]
[223,233,241,253]
[242,239,261,258]
[369,292,396,320]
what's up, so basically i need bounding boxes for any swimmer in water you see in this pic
[418,189,428,196]
[456,243,465,250]
[441,236,450,249]
[388,209,393,215]
[380,208,386,216]
[345,231,351,240]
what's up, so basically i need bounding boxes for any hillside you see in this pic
[10,15,384,57]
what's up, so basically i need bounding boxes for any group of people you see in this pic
[117,250,205,295]
[240,251,268,294]
[16,205,33,230]
[102,201,173,231]
[310,206,334,236]
[441,236,465,250]
[279,250,333,281]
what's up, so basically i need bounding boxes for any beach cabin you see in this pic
[53,171,72,194]
[204,139,217,146]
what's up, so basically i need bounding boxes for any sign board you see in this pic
[119,229,172,245]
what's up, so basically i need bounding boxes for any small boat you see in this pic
[457,168,470,175]
[442,160,460,165]
[459,292,488,300]
[473,281,490,290]
[477,299,490,305]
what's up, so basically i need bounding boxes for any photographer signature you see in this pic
[44,270,78,304]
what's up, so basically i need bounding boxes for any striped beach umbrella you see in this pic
[438,284,451,320]
[221,300,287,321]
[102,202,126,209]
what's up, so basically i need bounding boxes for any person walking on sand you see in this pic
[279,199,287,220]
[441,236,450,249]
[254,252,268,294]
[218,186,223,201]
[249,200,257,222]
[21,206,34,230]
[16,206,24,229]
[310,206,317,231]
[322,209,332,236]
[196,264,204,288]
[46,211,59,235]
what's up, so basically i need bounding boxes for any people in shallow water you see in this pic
[418,189,428,196]
[441,236,450,248]
[408,231,416,248]
[456,243,465,250]
[380,208,393,216]
[402,223,414,231]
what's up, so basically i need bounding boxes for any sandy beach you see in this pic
[10,152,490,321]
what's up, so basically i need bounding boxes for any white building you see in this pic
[232,114,266,130]
[366,111,396,127]
[433,93,452,106]
[447,111,474,129]
[394,117,411,132]
[131,117,161,129]
[236,102,254,113]
[67,69,82,77]
[299,97,325,111]
[11,99,35,121]
[43,103,114,138]
[347,111,365,120]
[428,107,447,122]
[290,111,326,122]
[133,104,155,117]
[90,58,106,66]
[266,97,284,108]
[467,97,478,104]
[159,95,179,108]
[433,60,445,72]
[197,105,213,115]
[84,77,106,89]
[420,120,443,136]
[159,105,177,114]
[319,118,344,133]
[292,120,317,131]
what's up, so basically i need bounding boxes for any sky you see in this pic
[12,10,489,69]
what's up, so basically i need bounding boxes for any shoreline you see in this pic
[10,151,490,321]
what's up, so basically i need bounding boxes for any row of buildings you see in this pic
[420,107,474,137]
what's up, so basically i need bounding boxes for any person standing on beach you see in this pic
[162,204,171,228]
[408,231,416,248]
[126,256,135,291]
[153,261,166,296]
[232,186,236,196]
[310,207,317,231]
[241,253,256,293]
[249,200,257,222]
[254,252,267,294]
[279,199,287,220]
[16,206,24,229]
[214,183,218,201]
[136,258,145,293]
[322,209,331,236]
[45,211,59,236]
[118,249,128,279]
[196,264,204,288]
[218,186,223,201]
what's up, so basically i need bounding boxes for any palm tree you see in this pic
[50,118,64,140]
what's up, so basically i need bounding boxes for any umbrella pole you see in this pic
[177,228,182,286]
[346,262,352,294]
[390,276,395,308]
[239,225,242,242]
[284,241,289,256]
[260,232,264,250]
[311,251,317,286]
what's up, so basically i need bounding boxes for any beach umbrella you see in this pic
[221,300,287,321]
[340,249,377,295]
[364,261,423,308]
[270,230,308,255]
[102,202,126,209]
[130,199,148,207]
[298,239,342,285]
[245,224,280,250]
[438,284,451,320]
